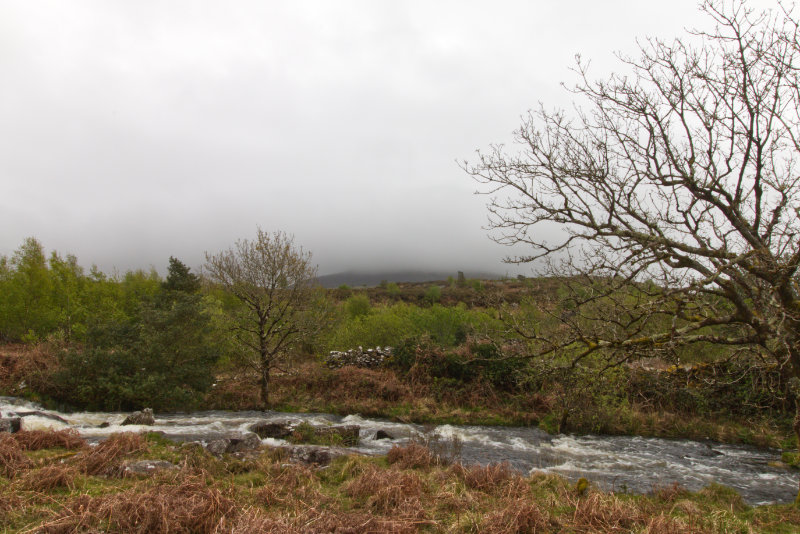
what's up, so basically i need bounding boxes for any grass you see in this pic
[1,429,799,533]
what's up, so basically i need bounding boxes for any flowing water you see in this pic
[1,396,795,505]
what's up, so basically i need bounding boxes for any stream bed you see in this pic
[1,396,795,505]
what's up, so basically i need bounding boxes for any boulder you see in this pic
[289,446,332,466]
[121,408,154,426]
[249,421,293,439]
[0,418,21,433]
[374,429,394,440]
[205,438,230,456]
[122,460,178,476]
[98,422,110,428]
[226,433,262,453]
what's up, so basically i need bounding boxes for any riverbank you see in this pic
[2,428,799,533]
[2,343,796,451]
[206,362,796,451]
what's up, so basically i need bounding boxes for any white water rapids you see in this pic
[1,396,795,505]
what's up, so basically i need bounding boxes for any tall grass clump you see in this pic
[0,434,32,478]
[12,429,87,450]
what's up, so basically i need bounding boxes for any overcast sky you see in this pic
[0,1,776,276]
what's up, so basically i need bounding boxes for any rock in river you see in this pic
[121,408,154,426]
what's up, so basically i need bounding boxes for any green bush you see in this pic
[386,282,401,297]
[424,285,442,304]
[50,291,220,411]
[326,303,501,351]
[388,338,527,392]
[344,294,371,319]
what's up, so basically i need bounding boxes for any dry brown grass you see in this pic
[18,464,78,492]
[570,492,644,532]
[0,342,59,394]
[255,461,327,507]
[650,481,690,503]
[302,509,424,534]
[0,485,24,515]
[479,498,554,533]
[37,474,234,533]
[346,465,425,517]
[450,461,522,495]
[220,510,294,533]
[643,514,707,534]
[0,433,32,478]
[12,429,87,451]
[386,442,437,470]
[74,432,148,476]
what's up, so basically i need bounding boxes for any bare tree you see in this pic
[466,0,800,481]
[205,229,318,408]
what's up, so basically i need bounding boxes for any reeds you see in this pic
[451,461,516,494]
[19,464,78,491]
[38,474,234,534]
[346,465,425,517]
[255,461,327,507]
[479,498,552,533]
[0,434,32,478]
[386,442,437,469]
[12,429,87,451]
[74,432,148,476]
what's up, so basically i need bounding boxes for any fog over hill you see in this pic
[315,269,505,288]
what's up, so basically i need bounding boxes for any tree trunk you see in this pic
[793,399,800,504]
[259,365,270,409]
[259,316,270,409]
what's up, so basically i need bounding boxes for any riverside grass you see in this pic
[1,430,800,533]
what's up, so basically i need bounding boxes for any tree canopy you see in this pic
[204,229,319,407]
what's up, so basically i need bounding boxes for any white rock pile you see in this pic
[325,346,393,369]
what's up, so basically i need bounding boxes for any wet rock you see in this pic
[122,460,178,476]
[121,408,154,426]
[13,411,69,423]
[287,445,349,466]
[374,429,394,440]
[98,422,110,428]
[226,433,262,453]
[0,417,21,433]
[206,438,230,456]
[250,421,293,439]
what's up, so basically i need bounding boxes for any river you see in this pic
[1,396,795,505]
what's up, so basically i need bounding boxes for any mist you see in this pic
[0,0,766,277]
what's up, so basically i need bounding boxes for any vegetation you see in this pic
[2,428,800,533]
[0,236,795,449]
[204,229,321,408]
[465,0,800,477]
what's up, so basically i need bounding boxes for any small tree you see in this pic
[163,256,200,293]
[204,229,318,407]
[466,0,800,492]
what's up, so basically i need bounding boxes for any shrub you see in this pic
[344,294,371,319]
[51,291,220,411]
[386,282,401,297]
[424,285,441,304]
[389,338,527,392]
